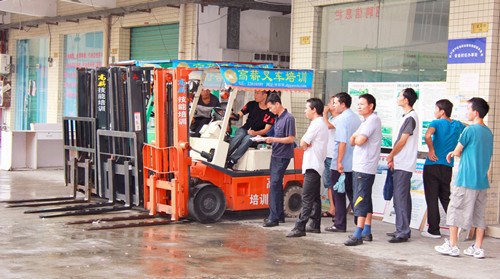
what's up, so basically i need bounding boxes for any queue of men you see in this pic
[218,87,492,259]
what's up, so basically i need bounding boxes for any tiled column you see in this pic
[447,0,500,231]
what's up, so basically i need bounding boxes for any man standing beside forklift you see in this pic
[226,90,275,169]
[262,93,296,227]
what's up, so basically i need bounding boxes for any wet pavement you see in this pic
[0,169,498,278]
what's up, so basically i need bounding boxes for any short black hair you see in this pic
[307,98,324,115]
[435,99,453,117]
[402,88,418,107]
[359,93,376,111]
[334,92,352,108]
[468,97,489,118]
[266,93,281,105]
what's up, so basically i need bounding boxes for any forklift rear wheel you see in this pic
[188,186,226,223]
[283,184,302,218]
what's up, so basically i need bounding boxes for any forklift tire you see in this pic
[283,184,302,218]
[188,185,226,223]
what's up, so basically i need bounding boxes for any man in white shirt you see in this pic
[386,88,419,243]
[344,94,382,246]
[287,98,329,237]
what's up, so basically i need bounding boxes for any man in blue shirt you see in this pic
[325,92,361,233]
[435,97,493,259]
[262,93,296,227]
[422,99,466,238]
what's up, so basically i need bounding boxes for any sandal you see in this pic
[321,211,334,218]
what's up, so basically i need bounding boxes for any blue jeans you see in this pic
[268,156,291,222]
[227,128,253,164]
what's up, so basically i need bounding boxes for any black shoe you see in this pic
[362,234,373,242]
[324,225,346,233]
[344,236,363,246]
[264,218,285,224]
[388,236,408,243]
[263,220,279,227]
[386,232,396,237]
[286,229,306,237]
[225,159,236,170]
[305,227,321,233]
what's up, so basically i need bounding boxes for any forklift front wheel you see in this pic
[188,185,226,223]
[283,184,302,218]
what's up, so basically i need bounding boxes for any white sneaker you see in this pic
[464,244,485,259]
[421,231,441,239]
[435,239,460,256]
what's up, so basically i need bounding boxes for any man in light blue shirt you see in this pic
[325,92,361,233]
[435,97,493,258]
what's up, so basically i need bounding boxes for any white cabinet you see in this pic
[1,126,63,170]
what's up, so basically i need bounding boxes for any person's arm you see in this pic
[249,124,272,136]
[425,127,437,161]
[447,142,464,163]
[387,133,410,169]
[337,142,346,173]
[300,138,310,150]
[267,135,295,144]
[323,109,335,129]
[351,133,368,146]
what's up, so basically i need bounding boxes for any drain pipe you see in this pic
[178,4,185,59]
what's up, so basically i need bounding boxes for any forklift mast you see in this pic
[143,67,192,220]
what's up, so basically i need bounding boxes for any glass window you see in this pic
[320,0,450,97]
[63,32,103,116]
[15,37,49,130]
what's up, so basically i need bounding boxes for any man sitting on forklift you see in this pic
[226,90,275,169]
[190,88,220,137]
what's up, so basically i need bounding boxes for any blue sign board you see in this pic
[448,38,486,64]
[220,67,313,90]
[172,60,273,69]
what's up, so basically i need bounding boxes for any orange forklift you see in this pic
[143,66,314,223]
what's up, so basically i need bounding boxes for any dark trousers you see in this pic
[267,156,291,222]
[331,170,353,231]
[294,169,321,231]
[392,170,412,239]
[190,117,211,137]
[227,128,253,163]
[423,164,452,235]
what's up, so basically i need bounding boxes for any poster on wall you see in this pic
[63,32,104,116]
[348,81,448,152]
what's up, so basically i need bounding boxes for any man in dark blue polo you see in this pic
[262,93,296,227]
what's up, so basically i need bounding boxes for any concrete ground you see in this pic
[0,169,499,279]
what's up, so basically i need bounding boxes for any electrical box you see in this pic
[0,54,11,74]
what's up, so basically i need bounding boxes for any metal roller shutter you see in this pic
[130,23,179,60]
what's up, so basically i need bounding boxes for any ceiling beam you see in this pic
[60,0,116,9]
[196,0,291,14]
[0,0,57,17]
[0,0,186,30]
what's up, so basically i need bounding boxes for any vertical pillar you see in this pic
[226,7,240,50]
